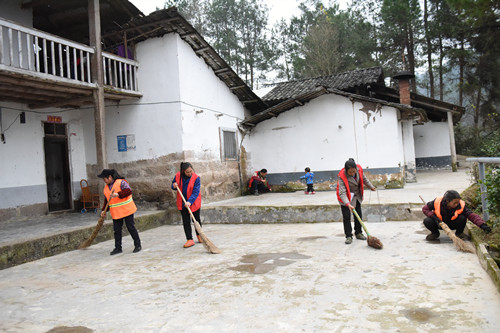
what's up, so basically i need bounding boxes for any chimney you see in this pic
[393,71,415,105]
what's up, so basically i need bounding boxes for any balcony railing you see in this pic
[0,17,139,93]
[103,52,139,91]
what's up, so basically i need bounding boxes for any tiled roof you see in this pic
[262,67,384,105]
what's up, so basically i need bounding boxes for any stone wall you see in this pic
[86,152,242,209]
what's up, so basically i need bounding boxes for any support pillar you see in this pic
[447,112,458,172]
[89,0,107,172]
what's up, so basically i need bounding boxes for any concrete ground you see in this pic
[205,168,474,207]
[1,222,499,333]
[1,167,499,332]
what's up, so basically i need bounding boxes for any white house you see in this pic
[0,2,263,221]
[0,1,464,222]
[240,68,464,190]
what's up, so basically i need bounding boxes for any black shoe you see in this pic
[426,232,440,241]
[133,246,142,253]
[254,191,260,196]
[456,233,469,241]
[110,248,122,255]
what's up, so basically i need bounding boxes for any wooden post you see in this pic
[447,111,457,172]
[88,0,107,171]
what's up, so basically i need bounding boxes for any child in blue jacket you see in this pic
[300,167,315,194]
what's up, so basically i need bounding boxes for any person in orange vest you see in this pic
[336,158,376,244]
[422,190,491,241]
[98,169,142,255]
[172,162,203,248]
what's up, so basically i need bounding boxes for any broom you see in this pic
[175,185,221,254]
[419,195,475,253]
[351,208,383,249]
[79,190,114,249]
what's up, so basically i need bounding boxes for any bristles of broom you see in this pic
[367,235,383,249]
[176,186,221,254]
[79,216,105,249]
[352,209,383,249]
[439,222,475,253]
[79,190,114,249]
[193,220,221,254]
[419,195,475,254]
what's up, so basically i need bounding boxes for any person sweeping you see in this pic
[337,158,376,244]
[172,162,203,248]
[98,169,142,255]
[422,190,491,241]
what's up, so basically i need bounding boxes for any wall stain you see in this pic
[271,126,295,131]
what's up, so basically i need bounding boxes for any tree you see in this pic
[287,1,378,78]
[236,0,271,88]
[379,0,422,91]
[163,0,208,36]
[447,0,500,131]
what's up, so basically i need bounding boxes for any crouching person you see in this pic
[248,169,272,195]
[98,169,142,255]
[422,190,491,241]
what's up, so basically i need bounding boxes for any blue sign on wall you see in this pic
[117,135,127,152]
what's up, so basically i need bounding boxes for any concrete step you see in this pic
[202,203,425,224]
[0,210,177,270]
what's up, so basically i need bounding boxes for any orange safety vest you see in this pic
[433,196,465,221]
[175,172,202,212]
[336,164,364,205]
[104,179,137,220]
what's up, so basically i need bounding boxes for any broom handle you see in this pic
[351,208,370,236]
[175,184,202,230]
[101,189,115,216]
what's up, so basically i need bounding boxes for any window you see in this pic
[220,128,237,160]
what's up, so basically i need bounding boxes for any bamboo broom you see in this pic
[79,190,114,249]
[351,209,383,249]
[419,195,475,253]
[175,185,221,254]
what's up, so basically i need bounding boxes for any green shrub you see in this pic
[483,167,500,216]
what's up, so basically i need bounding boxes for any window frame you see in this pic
[219,127,238,161]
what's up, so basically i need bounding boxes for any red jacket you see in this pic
[175,172,201,212]
[248,171,270,190]
[336,164,364,205]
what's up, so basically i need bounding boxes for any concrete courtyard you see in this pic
[1,220,499,332]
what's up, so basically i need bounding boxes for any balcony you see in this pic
[0,17,141,109]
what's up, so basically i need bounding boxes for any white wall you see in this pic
[83,34,185,165]
[243,94,404,174]
[177,35,246,161]
[414,121,450,158]
[0,103,88,209]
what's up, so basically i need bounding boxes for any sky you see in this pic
[129,0,350,25]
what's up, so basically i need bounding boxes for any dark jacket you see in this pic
[422,199,485,227]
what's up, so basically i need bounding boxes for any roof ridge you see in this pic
[274,66,383,86]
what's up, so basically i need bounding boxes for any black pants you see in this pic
[251,181,270,194]
[306,184,314,193]
[113,214,141,250]
[181,207,202,240]
[341,201,362,238]
[423,215,466,235]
